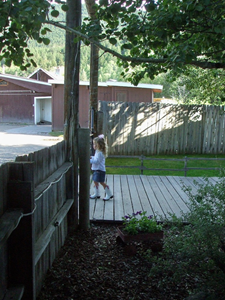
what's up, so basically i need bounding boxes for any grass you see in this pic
[49,131,64,137]
[106,154,225,177]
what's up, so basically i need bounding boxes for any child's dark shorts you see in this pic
[92,170,106,182]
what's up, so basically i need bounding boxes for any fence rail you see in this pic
[107,155,225,176]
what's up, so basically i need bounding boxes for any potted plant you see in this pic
[117,211,164,243]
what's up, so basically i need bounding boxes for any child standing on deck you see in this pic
[90,134,113,201]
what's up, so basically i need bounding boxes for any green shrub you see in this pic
[148,177,225,299]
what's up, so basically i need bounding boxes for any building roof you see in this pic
[48,79,163,93]
[0,73,51,86]
[28,68,63,81]
[0,73,51,94]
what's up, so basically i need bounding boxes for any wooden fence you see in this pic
[0,140,75,300]
[99,102,225,155]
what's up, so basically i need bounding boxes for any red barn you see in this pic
[0,73,52,124]
[0,71,163,130]
[49,79,163,131]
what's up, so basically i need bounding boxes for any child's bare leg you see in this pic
[94,181,99,188]
[100,182,107,189]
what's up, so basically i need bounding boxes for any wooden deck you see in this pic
[89,175,219,222]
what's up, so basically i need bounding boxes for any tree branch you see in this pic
[44,20,225,69]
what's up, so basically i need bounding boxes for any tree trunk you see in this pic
[85,0,99,137]
[90,43,99,137]
[64,0,81,231]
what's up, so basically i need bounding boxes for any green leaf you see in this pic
[122,43,133,50]
[109,38,117,45]
[128,5,136,13]
[30,59,37,67]
[196,4,203,11]
[73,37,80,44]
[99,0,108,6]
[51,10,59,18]
[37,37,43,44]
[24,7,33,12]
[61,4,68,12]
[145,2,156,12]
[41,29,47,35]
[42,38,50,45]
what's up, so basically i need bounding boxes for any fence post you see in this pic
[97,111,103,136]
[7,162,35,300]
[140,155,144,175]
[184,156,187,177]
[78,128,90,230]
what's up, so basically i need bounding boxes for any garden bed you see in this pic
[37,224,197,300]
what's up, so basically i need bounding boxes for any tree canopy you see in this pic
[80,0,225,84]
[0,0,68,69]
[1,0,225,89]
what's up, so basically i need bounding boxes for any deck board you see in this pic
[89,175,219,222]
[104,174,114,220]
[114,175,124,221]
[133,175,152,213]
[139,175,164,217]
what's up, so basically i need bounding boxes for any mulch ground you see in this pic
[37,224,192,300]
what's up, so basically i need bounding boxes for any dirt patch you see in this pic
[37,224,192,300]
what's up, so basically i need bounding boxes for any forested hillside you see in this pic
[2,4,125,83]
[2,3,224,103]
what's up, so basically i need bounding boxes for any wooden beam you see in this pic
[3,285,24,300]
[7,162,35,300]
[78,129,90,230]
[0,210,23,249]
[35,199,74,265]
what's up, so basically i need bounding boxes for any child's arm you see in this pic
[90,151,103,164]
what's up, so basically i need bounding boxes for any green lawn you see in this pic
[106,154,225,177]
[49,131,64,137]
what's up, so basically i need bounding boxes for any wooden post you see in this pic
[78,128,90,230]
[7,162,35,300]
[66,163,77,232]
[184,156,187,177]
[140,155,144,175]
[97,111,103,135]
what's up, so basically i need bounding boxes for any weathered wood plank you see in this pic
[156,176,188,216]
[147,176,173,218]
[104,174,114,220]
[0,210,23,248]
[34,162,73,200]
[3,285,24,300]
[139,175,165,218]
[133,175,154,214]
[92,197,104,220]
[120,175,133,216]
[89,182,96,219]
[35,199,73,265]
[165,176,190,210]
[155,176,182,216]
[113,175,124,221]
[100,102,225,155]
[127,175,143,213]
[89,175,219,222]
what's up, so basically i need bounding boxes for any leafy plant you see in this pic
[148,177,225,299]
[122,211,163,235]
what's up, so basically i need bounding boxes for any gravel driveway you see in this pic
[0,123,63,165]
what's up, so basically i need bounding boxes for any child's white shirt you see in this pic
[90,150,106,171]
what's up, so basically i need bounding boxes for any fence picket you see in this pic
[100,102,225,155]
